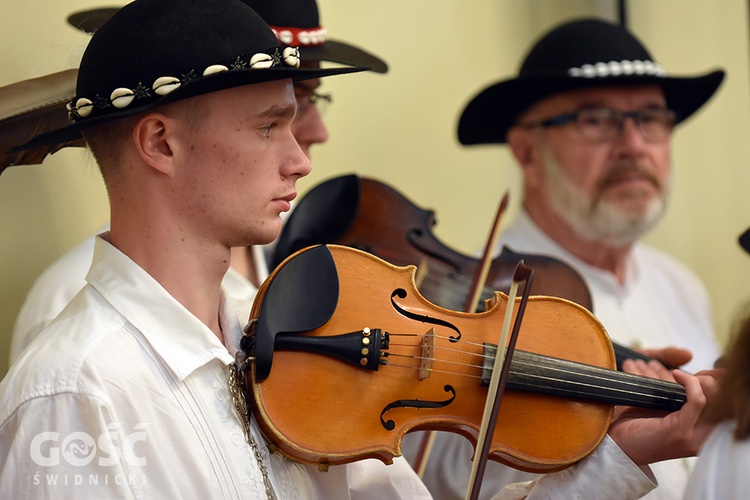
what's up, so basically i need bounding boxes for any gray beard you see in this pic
[541,147,669,247]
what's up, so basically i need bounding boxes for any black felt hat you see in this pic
[67,0,388,73]
[18,0,368,151]
[458,18,725,145]
[244,0,388,73]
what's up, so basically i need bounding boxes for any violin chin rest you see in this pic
[253,245,340,381]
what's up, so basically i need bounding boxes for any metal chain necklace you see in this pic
[228,363,275,500]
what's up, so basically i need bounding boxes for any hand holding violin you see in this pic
[608,359,724,466]
[636,346,694,371]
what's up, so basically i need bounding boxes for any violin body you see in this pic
[271,174,593,312]
[246,245,620,472]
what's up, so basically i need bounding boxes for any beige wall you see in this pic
[2,0,749,378]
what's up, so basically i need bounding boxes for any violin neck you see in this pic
[481,347,686,412]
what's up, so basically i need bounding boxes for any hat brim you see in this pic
[67,7,119,34]
[12,63,368,154]
[0,69,84,173]
[458,69,725,145]
[301,39,388,73]
[739,227,750,255]
[66,8,388,74]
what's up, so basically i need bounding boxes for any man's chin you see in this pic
[584,204,665,245]
[256,230,281,247]
[240,223,283,247]
[601,184,662,207]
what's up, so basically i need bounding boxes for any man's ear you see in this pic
[507,127,545,188]
[507,127,535,168]
[132,113,174,175]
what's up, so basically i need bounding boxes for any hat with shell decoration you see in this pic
[17,0,369,151]
[457,18,725,145]
[244,0,388,73]
[68,0,388,73]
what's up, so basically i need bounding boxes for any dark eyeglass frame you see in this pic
[295,91,333,118]
[521,106,677,143]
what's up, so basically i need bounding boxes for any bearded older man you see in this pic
[469,20,723,375]
[406,17,724,500]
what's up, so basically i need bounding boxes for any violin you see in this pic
[272,174,654,369]
[240,244,686,472]
[273,174,591,309]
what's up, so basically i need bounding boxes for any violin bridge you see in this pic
[419,328,436,379]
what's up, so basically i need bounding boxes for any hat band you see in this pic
[567,59,666,79]
[68,46,301,122]
[270,25,327,47]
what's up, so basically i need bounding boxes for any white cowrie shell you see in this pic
[283,47,300,68]
[203,64,228,76]
[110,87,135,109]
[311,28,326,44]
[250,53,274,69]
[608,60,623,76]
[277,30,293,44]
[75,97,93,118]
[580,64,596,78]
[153,76,181,96]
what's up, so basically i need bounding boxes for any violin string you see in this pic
[388,332,491,351]
[501,351,686,403]
[386,351,487,372]
[386,353,683,403]
[512,353,685,392]
[387,334,685,405]
[395,332,681,391]
[383,360,485,380]
[386,332,496,381]
[387,332,493,371]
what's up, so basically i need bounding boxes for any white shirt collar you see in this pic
[505,210,639,288]
[86,233,236,381]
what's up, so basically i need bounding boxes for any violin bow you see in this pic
[464,192,510,313]
[465,262,534,500]
[412,191,510,478]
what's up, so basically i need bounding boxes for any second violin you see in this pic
[272,174,659,369]
[272,173,593,311]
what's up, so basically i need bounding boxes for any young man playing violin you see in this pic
[414,18,724,500]
[9,0,388,364]
[0,2,719,498]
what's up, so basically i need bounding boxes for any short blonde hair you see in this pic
[81,96,209,185]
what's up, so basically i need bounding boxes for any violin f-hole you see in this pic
[379,384,457,431]
[390,288,462,341]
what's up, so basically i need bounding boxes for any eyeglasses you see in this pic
[295,91,333,120]
[522,107,677,143]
